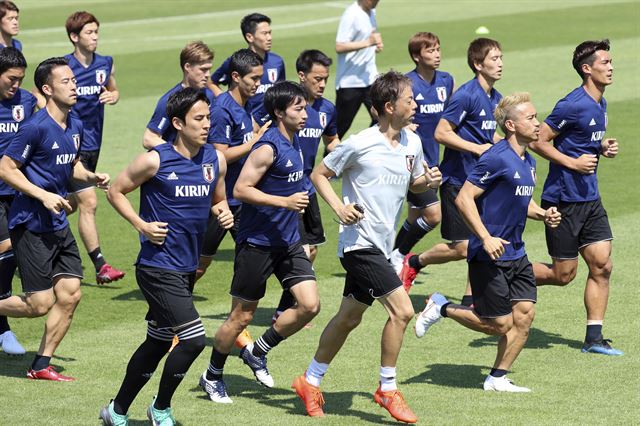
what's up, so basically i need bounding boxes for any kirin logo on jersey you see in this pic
[95,69,107,85]
[202,163,214,183]
[319,112,327,128]
[267,68,278,83]
[436,87,447,102]
[72,134,80,150]
[405,155,415,172]
[12,105,24,122]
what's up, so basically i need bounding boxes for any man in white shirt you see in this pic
[334,0,382,138]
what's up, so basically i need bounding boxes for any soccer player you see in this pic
[64,11,124,284]
[200,81,320,403]
[0,57,109,381]
[271,49,340,322]
[414,92,561,392]
[400,38,503,302]
[0,1,20,51]
[143,41,216,149]
[335,0,382,139]
[196,48,269,281]
[100,87,233,426]
[292,71,441,423]
[530,39,622,356]
[390,32,454,284]
[207,13,285,125]
[0,47,36,355]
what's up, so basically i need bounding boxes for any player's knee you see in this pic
[180,334,206,356]
[390,306,415,326]
[230,310,254,329]
[27,298,54,317]
[79,197,98,215]
[451,242,467,258]
[556,268,577,285]
[336,312,362,330]
[299,299,321,319]
[423,209,441,226]
[590,258,613,279]
[492,317,513,335]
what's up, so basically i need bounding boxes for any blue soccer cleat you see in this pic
[581,339,623,356]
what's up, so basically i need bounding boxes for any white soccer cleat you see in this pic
[0,330,25,355]
[483,375,531,393]
[414,292,448,338]
[390,249,404,275]
[199,372,233,403]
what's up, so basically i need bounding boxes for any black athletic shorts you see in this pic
[440,182,471,242]
[200,204,242,257]
[407,187,439,210]
[136,264,199,329]
[469,255,536,318]
[541,198,613,259]
[10,225,83,292]
[230,242,316,302]
[0,195,13,242]
[68,149,100,193]
[340,247,403,306]
[298,192,326,246]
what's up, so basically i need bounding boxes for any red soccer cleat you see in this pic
[27,366,75,382]
[292,374,325,417]
[96,263,125,284]
[399,253,418,292]
[374,386,417,424]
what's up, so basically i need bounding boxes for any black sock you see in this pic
[0,250,17,334]
[112,335,172,415]
[31,355,51,371]
[155,333,205,410]
[585,324,603,344]
[393,220,411,250]
[88,247,107,272]
[490,368,508,378]
[461,295,474,307]
[398,217,435,255]
[206,348,229,380]
[440,302,451,318]
[408,255,422,271]
[252,326,285,358]
[275,290,295,314]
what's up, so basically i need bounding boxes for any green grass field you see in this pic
[1,0,639,424]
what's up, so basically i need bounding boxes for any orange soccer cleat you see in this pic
[234,328,253,349]
[292,374,325,417]
[374,385,417,424]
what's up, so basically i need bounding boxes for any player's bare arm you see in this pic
[530,122,597,174]
[310,160,362,225]
[234,143,308,211]
[455,180,508,260]
[322,134,340,152]
[71,160,109,188]
[435,118,492,156]
[210,150,233,229]
[99,63,119,105]
[0,155,71,214]
[106,150,168,245]
[215,120,271,164]
[142,128,166,149]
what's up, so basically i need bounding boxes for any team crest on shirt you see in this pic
[405,155,415,172]
[95,69,107,85]
[267,68,278,83]
[12,105,24,122]
[202,163,214,183]
[436,87,447,102]
[319,112,327,128]
[530,167,537,184]
[72,134,80,150]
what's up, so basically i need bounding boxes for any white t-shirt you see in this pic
[335,2,378,89]
[323,126,425,258]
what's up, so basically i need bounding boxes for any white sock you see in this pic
[305,358,329,387]
[380,366,397,391]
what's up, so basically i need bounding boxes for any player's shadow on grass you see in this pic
[111,289,207,303]
[403,363,486,389]
[0,352,75,378]
[202,306,274,327]
[468,327,583,350]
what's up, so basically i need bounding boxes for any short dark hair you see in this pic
[229,48,263,79]
[240,13,270,42]
[34,57,69,96]
[467,38,501,74]
[167,87,210,125]
[65,11,99,42]
[408,32,440,64]
[296,49,332,74]
[370,71,412,117]
[0,46,26,75]
[264,81,307,120]
[572,39,610,79]
[0,1,18,20]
